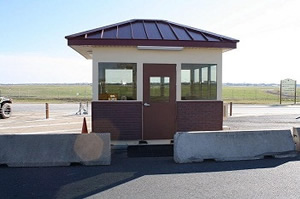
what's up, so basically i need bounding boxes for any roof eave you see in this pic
[67,39,237,49]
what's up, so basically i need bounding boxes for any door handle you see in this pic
[144,103,150,107]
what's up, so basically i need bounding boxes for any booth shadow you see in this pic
[0,150,299,199]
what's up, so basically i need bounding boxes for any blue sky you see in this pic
[1,0,299,84]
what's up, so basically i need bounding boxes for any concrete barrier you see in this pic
[292,127,300,151]
[0,133,110,167]
[174,130,296,163]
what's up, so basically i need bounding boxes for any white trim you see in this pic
[137,62,143,101]
[176,63,181,101]
[92,59,98,101]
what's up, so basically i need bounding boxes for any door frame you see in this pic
[142,63,177,140]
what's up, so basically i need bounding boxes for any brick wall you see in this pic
[92,101,142,140]
[92,101,223,141]
[177,101,223,131]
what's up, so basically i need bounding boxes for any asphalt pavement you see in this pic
[0,103,91,134]
[224,104,300,130]
[1,104,300,198]
[0,150,300,199]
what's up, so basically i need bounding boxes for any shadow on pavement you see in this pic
[0,150,299,199]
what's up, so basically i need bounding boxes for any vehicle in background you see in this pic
[0,97,12,119]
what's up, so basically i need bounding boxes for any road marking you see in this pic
[0,122,84,129]
[0,129,82,134]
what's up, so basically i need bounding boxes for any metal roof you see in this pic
[66,19,239,49]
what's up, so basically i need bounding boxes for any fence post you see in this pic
[280,80,282,104]
[45,103,49,119]
[229,102,233,116]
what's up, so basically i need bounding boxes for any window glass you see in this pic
[181,64,217,100]
[194,69,199,83]
[98,63,137,100]
[211,65,216,82]
[181,70,190,83]
[201,67,208,83]
[210,65,217,99]
[150,76,170,102]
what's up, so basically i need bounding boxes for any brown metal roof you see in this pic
[66,19,239,49]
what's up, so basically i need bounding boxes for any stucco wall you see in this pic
[91,46,223,101]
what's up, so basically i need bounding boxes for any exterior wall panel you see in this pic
[91,46,223,101]
[92,101,223,141]
[92,101,142,140]
[177,101,223,131]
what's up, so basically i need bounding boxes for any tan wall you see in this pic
[92,46,223,101]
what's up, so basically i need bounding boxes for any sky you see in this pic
[0,0,299,84]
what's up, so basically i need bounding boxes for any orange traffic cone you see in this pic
[81,117,88,134]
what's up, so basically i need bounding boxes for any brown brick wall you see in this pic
[92,101,223,141]
[92,101,142,140]
[176,101,223,131]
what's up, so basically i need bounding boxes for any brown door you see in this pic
[143,64,176,140]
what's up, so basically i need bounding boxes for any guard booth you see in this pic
[65,19,239,144]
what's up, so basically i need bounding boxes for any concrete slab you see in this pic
[0,133,111,167]
[174,130,296,163]
[292,127,300,151]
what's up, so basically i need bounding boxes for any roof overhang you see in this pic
[69,44,236,60]
[66,19,239,59]
[67,38,237,49]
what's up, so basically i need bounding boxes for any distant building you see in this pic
[66,19,239,144]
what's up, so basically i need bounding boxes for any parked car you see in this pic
[0,97,12,119]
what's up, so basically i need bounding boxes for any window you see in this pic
[181,64,217,100]
[98,63,137,100]
[150,77,170,102]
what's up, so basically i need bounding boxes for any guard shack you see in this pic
[66,19,239,144]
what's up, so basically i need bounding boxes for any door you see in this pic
[143,64,176,140]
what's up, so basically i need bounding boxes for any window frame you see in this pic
[181,63,217,100]
[98,62,137,101]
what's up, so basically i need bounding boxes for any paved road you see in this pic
[0,103,91,134]
[1,103,300,198]
[2,103,300,134]
[230,104,300,117]
[1,151,300,199]
[224,104,300,130]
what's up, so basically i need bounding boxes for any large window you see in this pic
[98,63,137,100]
[181,64,217,100]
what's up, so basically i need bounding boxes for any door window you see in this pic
[150,77,170,102]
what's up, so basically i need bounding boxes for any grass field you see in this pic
[0,84,92,103]
[1,84,299,104]
[223,86,278,104]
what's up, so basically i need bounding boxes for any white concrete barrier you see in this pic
[174,130,296,163]
[292,127,300,151]
[0,133,110,167]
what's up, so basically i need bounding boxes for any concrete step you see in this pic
[127,144,173,157]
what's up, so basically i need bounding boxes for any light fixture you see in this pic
[137,46,184,51]
[87,51,93,57]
